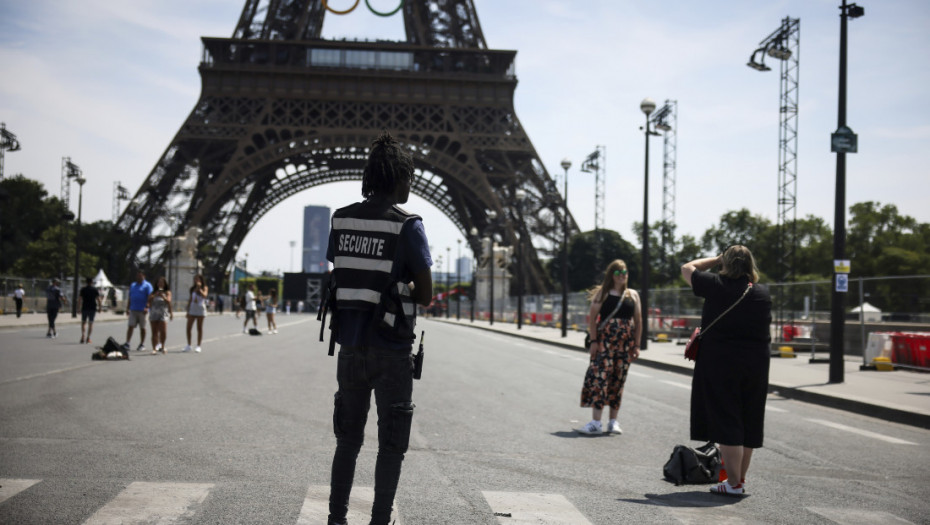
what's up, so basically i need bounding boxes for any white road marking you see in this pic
[660,379,691,390]
[298,485,402,525]
[766,405,788,413]
[665,506,754,523]
[482,491,592,525]
[807,506,917,524]
[628,370,652,378]
[805,419,918,445]
[83,481,213,525]
[0,478,41,504]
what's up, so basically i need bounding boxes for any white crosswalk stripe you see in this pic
[0,478,41,505]
[660,379,691,390]
[482,491,593,525]
[298,485,402,525]
[807,506,917,524]
[805,418,918,445]
[82,481,213,525]
[2,479,922,524]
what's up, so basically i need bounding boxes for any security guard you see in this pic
[325,132,432,525]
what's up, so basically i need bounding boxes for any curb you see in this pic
[430,318,930,430]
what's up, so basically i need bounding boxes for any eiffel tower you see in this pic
[117,0,576,293]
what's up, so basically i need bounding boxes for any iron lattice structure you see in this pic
[651,100,677,270]
[748,17,800,335]
[117,0,574,293]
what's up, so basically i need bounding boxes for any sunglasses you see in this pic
[613,269,628,276]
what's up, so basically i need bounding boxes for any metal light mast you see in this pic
[748,17,800,339]
[0,123,22,179]
[651,100,677,273]
[113,182,131,223]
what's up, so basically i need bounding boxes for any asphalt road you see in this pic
[1,315,928,524]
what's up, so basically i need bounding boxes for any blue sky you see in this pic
[2,0,928,276]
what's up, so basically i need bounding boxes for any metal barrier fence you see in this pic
[428,275,930,370]
[0,275,126,315]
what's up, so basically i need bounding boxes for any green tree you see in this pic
[0,175,72,273]
[12,224,99,279]
[633,220,704,287]
[548,229,639,292]
[701,209,777,280]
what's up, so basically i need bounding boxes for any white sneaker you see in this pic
[607,420,623,434]
[194,346,202,353]
[182,345,192,352]
[272,329,277,334]
[576,420,603,435]
[155,343,163,352]
[242,327,247,333]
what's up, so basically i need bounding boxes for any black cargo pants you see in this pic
[329,345,415,525]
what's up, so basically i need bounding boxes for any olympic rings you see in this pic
[365,0,404,17]
[322,0,360,15]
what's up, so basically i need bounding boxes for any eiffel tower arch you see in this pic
[117,0,576,293]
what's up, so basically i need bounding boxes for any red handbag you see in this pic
[684,283,753,362]
[684,327,701,361]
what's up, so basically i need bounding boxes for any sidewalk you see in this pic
[427,316,930,430]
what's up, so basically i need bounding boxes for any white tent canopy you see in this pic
[850,301,882,322]
[93,269,114,289]
[92,268,122,305]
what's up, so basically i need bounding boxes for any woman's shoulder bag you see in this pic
[684,283,753,361]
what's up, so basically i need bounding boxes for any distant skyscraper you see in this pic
[303,205,330,274]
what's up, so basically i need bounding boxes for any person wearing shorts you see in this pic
[183,274,208,353]
[265,289,278,334]
[124,270,153,351]
[148,276,173,354]
[79,277,102,344]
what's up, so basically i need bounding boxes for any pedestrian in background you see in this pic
[184,274,208,353]
[242,283,258,333]
[577,259,641,435]
[681,245,772,497]
[79,277,102,344]
[148,276,173,354]
[45,279,68,338]
[216,295,224,315]
[325,132,433,525]
[124,270,153,352]
[265,288,278,334]
[13,283,25,318]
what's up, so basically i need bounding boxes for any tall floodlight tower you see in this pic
[0,123,22,179]
[113,182,131,223]
[651,101,677,276]
[580,145,606,275]
[748,17,800,340]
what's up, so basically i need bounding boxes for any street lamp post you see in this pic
[560,158,571,338]
[640,98,658,349]
[289,240,296,272]
[830,1,864,384]
[445,246,451,319]
[456,239,462,320]
[487,210,498,325]
[515,188,527,330]
[70,175,86,318]
[469,227,478,322]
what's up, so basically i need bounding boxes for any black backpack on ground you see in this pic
[662,442,721,485]
[92,336,130,360]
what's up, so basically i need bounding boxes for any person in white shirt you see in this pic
[242,283,258,333]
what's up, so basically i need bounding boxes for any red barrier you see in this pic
[890,332,930,368]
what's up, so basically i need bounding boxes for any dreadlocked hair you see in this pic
[361,132,415,199]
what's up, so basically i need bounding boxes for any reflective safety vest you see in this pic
[330,202,420,343]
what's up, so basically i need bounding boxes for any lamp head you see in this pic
[560,158,571,171]
[469,227,478,236]
[848,4,864,18]
[640,98,656,116]
[487,210,498,221]
[515,188,527,201]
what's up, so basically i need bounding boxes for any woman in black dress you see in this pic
[577,259,642,435]
[681,245,771,496]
